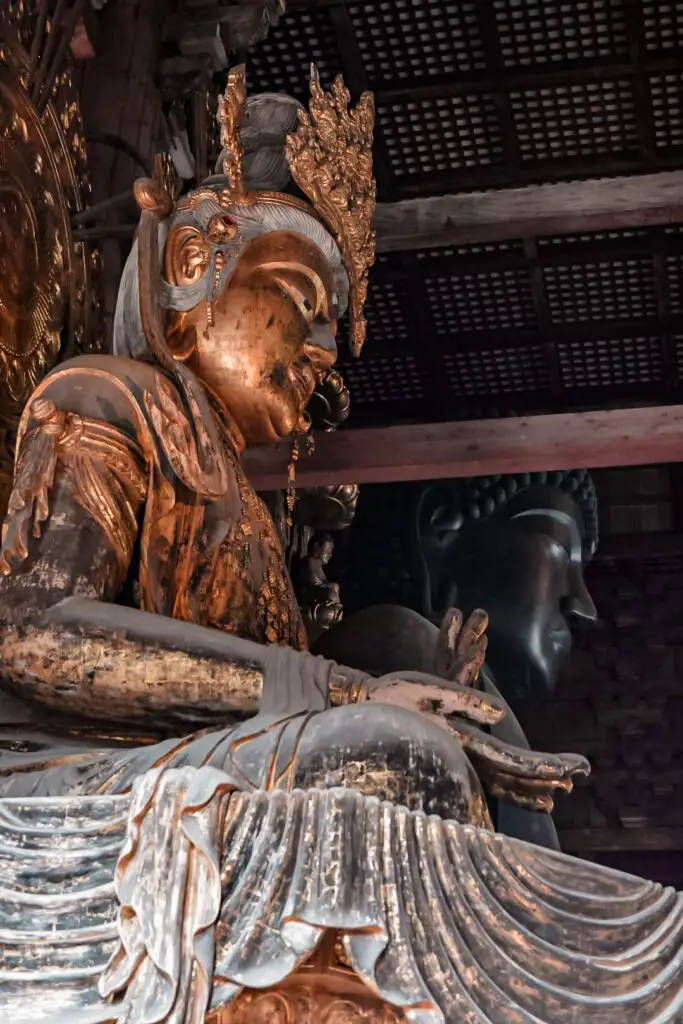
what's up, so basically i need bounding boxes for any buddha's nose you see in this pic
[305,321,338,372]
[564,570,598,623]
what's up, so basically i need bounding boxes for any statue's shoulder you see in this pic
[19,354,182,447]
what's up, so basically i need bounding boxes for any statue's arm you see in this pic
[0,393,147,616]
[0,383,264,722]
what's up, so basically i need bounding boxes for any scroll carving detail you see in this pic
[220,988,405,1023]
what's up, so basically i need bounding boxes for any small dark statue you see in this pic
[292,531,343,641]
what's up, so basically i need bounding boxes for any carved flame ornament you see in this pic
[287,66,376,357]
[0,0,101,410]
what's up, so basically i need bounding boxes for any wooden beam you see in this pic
[244,405,683,490]
[374,171,683,252]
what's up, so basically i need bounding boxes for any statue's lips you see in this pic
[287,362,315,408]
[549,621,572,660]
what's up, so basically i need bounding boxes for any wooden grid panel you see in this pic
[423,267,536,334]
[649,73,683,150]
[509,79,640,162]
[247,0,683,198]
[557,335,663,389]
[247,8,341,97]
[415,240,527,261]
[537,228,651,251]
[544,257,658,324]
[377,93,504,178]
[493,0,628,67]
[673,337,683,381]
[361,278,412,350]
[341,353,432,405]
[666,254,683,314]
[347,0,486,86]
[642,0,683,52]
[444,344,549,398]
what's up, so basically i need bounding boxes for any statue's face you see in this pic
[165,227,338,446]
[420,491,597,707]
[315,539,334,565]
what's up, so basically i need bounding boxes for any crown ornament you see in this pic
[217,65,248,202]
[216,64,376,356]
[287,66,376,357]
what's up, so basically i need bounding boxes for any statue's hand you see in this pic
[364,670,506,728]
[361,606,494,727]
[363,674,589,813]
[434,607,488,686]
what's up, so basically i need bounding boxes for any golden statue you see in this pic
[1,66,680,1024]
[0,65,578,807]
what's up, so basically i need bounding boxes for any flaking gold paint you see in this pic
[0,623,263,722]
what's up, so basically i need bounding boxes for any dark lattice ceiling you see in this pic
[246,0,683,427]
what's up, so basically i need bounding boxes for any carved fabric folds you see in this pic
[1,774,683,1023]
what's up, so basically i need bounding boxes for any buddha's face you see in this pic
[419,487,597,707]
[164,224,338,446]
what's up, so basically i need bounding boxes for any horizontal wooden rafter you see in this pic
[244,405,683,490]
[374,171,683,252]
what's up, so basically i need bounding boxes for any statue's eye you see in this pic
[271,270,320,323]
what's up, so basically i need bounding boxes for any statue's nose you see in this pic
[564,570,598,623]
[305,321,337,372]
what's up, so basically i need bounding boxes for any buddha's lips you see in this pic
[549,623,572,660]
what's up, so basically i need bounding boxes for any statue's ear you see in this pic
[163,226,211,361]
[164,225,211,287]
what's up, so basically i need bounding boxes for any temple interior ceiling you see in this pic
[245,0,683,428]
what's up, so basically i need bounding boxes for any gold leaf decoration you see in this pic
[286,65,376,357]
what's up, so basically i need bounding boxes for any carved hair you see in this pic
[343,471,598,616]
[437,469,598,558]
[113,186,348,361]
[219,92,304,192]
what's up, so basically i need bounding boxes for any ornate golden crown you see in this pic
[216,64,376,357]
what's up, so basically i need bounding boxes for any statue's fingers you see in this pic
[435,608,463,678]
[477,768,567,813]
[461,608,489,642]
[448,718,590,781]
[443,607,463,646]
[451,637,488,687]
[374,671,506,724]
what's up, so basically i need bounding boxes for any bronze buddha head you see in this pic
[341,472,599,708]
[425,483,597,705]
[112,66,375,451]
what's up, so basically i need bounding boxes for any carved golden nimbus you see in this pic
[0,7,100,411]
